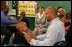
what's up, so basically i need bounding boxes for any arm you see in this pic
[1,14,18,25]
[25,29,46,40]
[40,16,49,28]
[35,14,38,27]
[30,25,59,46]
[1,14,12,25]
[27,29,37,39]
[36,34,46,41]
[9,16,18,24]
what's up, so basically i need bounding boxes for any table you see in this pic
[9,24,17,26]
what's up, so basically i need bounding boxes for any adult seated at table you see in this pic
[1,5,18,45]
[16,22,36,46]
[16,22,36,40]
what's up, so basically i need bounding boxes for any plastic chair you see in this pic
[54,41,67,46]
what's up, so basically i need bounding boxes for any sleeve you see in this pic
[36,34,46,41]
[30,25,59,46]
[10,19,18,24]
[41,16,49,28]
[1,14,18,25]
[35,14,38,27]
[40,18,49,33]
[1,14,11,25]
[9,16,18,24]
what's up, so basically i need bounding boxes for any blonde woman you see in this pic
[34,5,48,36]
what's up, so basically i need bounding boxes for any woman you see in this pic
[61,12,71,34]
[34,5,48,36]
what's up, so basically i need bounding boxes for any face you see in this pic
[17,22,28,33]
[4,6,9,14]
[45,11,52,21]
[58,8,65,16]
[38,8,44,14]
[21,24,27,32]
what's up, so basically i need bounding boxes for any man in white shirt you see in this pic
[24,6,65,46]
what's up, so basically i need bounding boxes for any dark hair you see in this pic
[37,5,45,10]
[57,6,64,10]
[1,5,8,11]
[65,12,71,19]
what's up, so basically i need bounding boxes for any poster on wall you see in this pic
[18,1,37,16]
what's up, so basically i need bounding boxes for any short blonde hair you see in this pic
[45,6,57,16]
[37,5,45,10]
[16,22,27,31]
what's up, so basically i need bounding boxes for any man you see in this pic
[24,6,65,46]
[1,5,18,27]
[57,6,66,19]
[57,7,71,34]
[1,5,18,45]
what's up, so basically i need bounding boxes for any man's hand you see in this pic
[24,34,32,43]
[27,30,37,39]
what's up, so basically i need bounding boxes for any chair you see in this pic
[1,35,5,44]
[2,44,25,46]
[54,41,67,46]
[1,27,5,44]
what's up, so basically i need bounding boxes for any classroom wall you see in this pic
[37,1,71,12]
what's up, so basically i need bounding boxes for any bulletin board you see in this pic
[18,1,37,16]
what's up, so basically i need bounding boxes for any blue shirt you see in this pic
[1,11,18,27]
